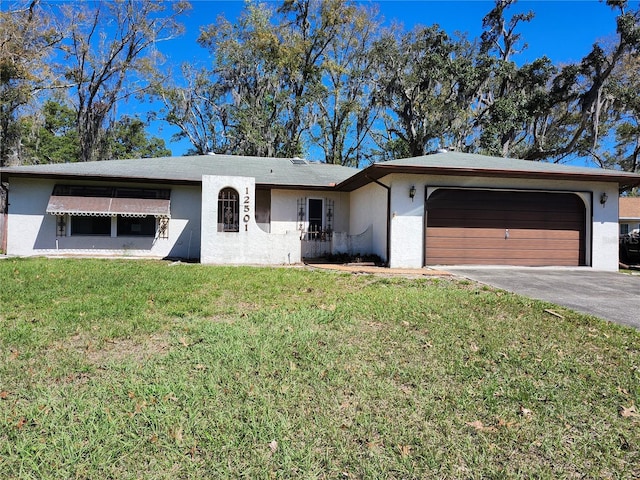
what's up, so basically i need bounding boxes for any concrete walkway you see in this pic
[306,263,451,277]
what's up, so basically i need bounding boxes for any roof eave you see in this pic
[335,164,640,191]
[1,170,344,191]
[257,182,339,191]
[2,170,202,186]
[6,162,640,192]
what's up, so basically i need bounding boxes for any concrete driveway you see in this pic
[444,267,640,329]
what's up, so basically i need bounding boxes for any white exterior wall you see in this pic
[6,177,201,259]
[348,182,388,261]
[165,186,202,260]
[591,181,620,270]
[332,226,374,257]
[381,173,620,271]
[6,178,52,256]
[200,176,301,265]
[269,189,350,235]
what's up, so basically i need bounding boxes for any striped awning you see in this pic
[46,195,171,218]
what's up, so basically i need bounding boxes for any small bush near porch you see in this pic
[0,258,638,479]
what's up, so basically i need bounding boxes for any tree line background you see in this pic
[1,0,639,173]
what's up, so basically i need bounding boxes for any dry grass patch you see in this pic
[57,332,172,366]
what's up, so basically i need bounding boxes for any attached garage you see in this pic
[334,151,640,270]
[425,189,586,266]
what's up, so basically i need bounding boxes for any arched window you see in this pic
[218,188,239,232]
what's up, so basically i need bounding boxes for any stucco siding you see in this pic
[6,178,52,256]
[269,189,350,235]
[590,181,619,271]
[388,175,425,268]
[6,177,201,259]
[163,186,202,260]
[349,183,387,261]
[200,176,301,265]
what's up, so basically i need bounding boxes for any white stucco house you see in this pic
[2,151,639,271]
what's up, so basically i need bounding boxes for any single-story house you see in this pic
[2,151,639,271]
[619,196,640,235]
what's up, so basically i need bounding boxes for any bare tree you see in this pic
[490,0,640,163]
[58,0,189,162]
[311,2,382,166]
[0,0,62,166]
[152,63,231,155]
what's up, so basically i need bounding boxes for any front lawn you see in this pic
[0,258,638,478]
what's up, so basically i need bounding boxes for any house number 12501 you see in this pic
[243,187,251,231]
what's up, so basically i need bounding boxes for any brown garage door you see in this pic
[425,189,586,266]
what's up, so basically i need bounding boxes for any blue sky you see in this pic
[173,0,620,64]
[151,0,623,156]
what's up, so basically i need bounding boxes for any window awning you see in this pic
[46,195,171,218]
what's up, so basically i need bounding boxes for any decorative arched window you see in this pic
[218,188,239,232]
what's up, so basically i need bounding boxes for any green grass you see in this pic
[0,258,638,479]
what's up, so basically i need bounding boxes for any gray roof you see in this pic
[3,151,640,190]
[338,152,640,190]
[384,151,636,176]
[0,154,358,189]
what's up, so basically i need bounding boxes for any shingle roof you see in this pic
[619,197,640,219]
[338,152,640,190]
[384,151,634,175]
[0,154,358,189]
[3,151,640,191]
